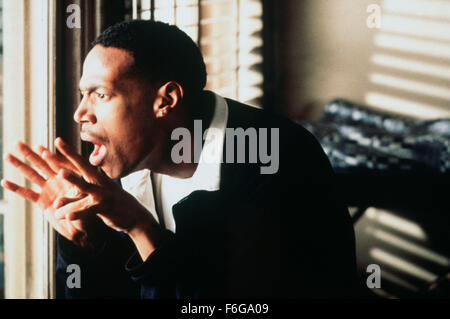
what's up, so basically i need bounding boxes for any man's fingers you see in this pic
[37,145,46,156]
[54,196,89,219]
[1,179,40,202]
[55,138,101,183]
[54,196,99,220]
[52,196,80,209]
[4,153,46,187]
[41,147,80,176]
[59,169,99,195]
[66,205,100,221]
[16,141,56,178]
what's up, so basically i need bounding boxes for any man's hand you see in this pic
[1,142,106,249]
[52,138,162,260]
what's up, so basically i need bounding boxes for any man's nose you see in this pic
[73,97,96,124]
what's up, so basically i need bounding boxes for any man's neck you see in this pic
[136,91,216,179]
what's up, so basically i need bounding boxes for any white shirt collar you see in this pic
[189,92,228,191]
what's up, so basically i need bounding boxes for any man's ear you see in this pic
[153,81,184,119]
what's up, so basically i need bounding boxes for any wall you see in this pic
[273,0,450,121]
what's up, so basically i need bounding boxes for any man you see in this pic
[2,20,357,298]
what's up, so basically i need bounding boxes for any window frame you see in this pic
[2,0,56,298]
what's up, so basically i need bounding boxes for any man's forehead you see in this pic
[80,45,134,89]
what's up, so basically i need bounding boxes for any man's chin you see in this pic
[99,164,121,180]
[100,157,147,180]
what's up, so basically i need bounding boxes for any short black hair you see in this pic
[92,20,207,99]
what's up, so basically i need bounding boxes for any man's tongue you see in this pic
[89,143,107,166]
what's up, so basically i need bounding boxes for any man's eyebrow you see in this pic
[79,84,113,92]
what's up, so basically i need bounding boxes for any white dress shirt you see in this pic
[120,93,229,233]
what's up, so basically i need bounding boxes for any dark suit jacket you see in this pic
[56,98,357,298]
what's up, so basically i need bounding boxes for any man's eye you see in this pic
[97,93,108,99]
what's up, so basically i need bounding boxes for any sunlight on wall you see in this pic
[365,208,427,241]
[371,54,450,80]
[381,14,450,41]
[365,0,450,119]
[370,248,438,282]
[374,33,450,60]
[367,227,450,267]
[359,207,450,294]
[382,0,450,20]
[370,73,450,100]
[380,269,420,293]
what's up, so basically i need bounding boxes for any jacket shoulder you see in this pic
[224,98,331,166]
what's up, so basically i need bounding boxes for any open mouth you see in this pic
[89,142,107,166]
[81,131,108,167]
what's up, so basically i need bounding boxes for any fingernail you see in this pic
[55,137,64,146]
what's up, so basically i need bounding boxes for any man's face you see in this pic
[75,45,157,179]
